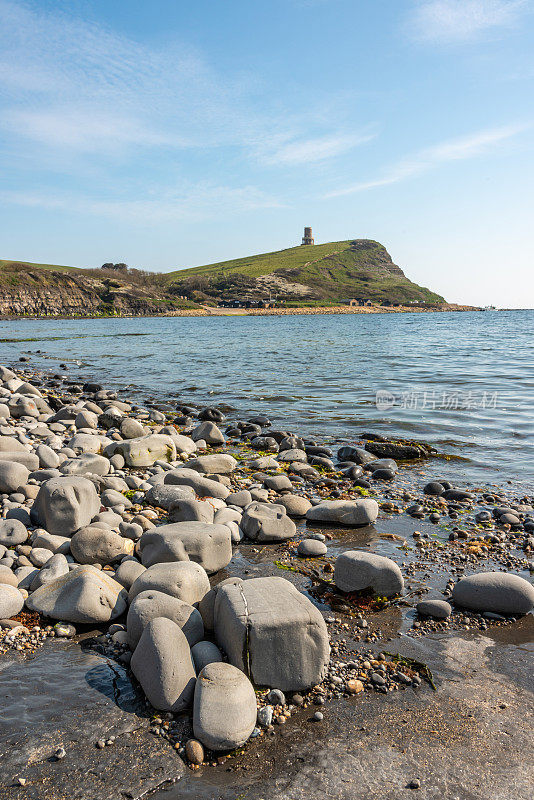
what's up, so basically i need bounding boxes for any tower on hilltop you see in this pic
[301,226,314,245]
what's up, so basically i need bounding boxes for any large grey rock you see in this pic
[225,490,252,508]
[0,436,29,453]
[144,483,195,510]
[31,531,71,554]
[0,451,39,470]
[277,448,307,463]
[198,577,244,631]
[215,576,329,691]
[168,498,215,524]
[129,561,210,605]
[32,476,101,536]
[169,434,197,455]
[334,551,404,597]
[0,584,24,617]
[111,434,177,467]
[164,469,230,500]
[240,502,296,542]
[30,553,69,590]
[26,565,128,623]
[131,617,196,712]
[120,418,146,439]
[15,566,39,590]
[297,539,327,557]
[127,589,204,650]
[186,454,237,474]
[114,559,146,589]
[70,526,133,565]
[139,522,232,575]
[0,519,28,547]
[191,640,223,673]
[60,453,110,477]
[193,662,257,751]
[100,488,132,509]
[306,499,379,526]
[75,409,98,429]
[0,460,30,493]
[8,396,39,418]
[68,433,109,454]
[278,494,312,517]
[452,572,534,614]
[191,421,225,446]
[35,444,60,469]
[30,547,54,567]
[417,599,452,619]
[264,474,293,492]
[0,565,18,587]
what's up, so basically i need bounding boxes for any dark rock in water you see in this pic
[309,455,335,470]
[176,404,198,416]
[268,430,291,444]
[248,415,271,427]
[238,422,262,437]
[279,436,305,451]
[82,383,103,393]
[475,510,493,523]
[442,489,473,501]
[360,432,388,442]
[337,446,375,465]
[341,465,364,480]
[424,481,445,496]
[198,407,225,422]
[225,426,242,437]
[174,415,193,426]
[372,468,395,480]
[364,435,437,459]
[353,478,371,489]
[250,436,279,452]
[440,481,453,490]
[499,513,521,526]
[407,504,424,517]
[306,445,333,458]
[365,458,398,474]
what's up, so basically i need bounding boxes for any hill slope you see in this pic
[166,239,444,304]
[0,239,446,316]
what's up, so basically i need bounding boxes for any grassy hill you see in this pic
[0,259,78,274]
[0,239,446,315]
[166,239,445,305]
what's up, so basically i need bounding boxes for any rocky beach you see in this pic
[0,357,532,800]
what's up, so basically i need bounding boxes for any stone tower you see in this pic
[301,226,314,245]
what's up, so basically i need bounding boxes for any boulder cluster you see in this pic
[1,363,533,754]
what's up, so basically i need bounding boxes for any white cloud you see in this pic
[0,0,357,169]
[0,184,284,224]
[325,124,528,197]
[407,0,527,44]
[258,132,376,166]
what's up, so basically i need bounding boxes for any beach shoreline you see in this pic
[0,303,479,321]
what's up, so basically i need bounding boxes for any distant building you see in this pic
[301,226,314,245]
[340,298,372,307]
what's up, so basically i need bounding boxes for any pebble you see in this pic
[185,739,204,765]
[312,712,324,722]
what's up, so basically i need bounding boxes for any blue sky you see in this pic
[0,0,533,306]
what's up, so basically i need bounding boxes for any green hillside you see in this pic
[0,259,78,273]
[165,240,353,279]
[166,239,445,305]
[0,239,446,310]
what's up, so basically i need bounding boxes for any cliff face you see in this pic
[0,265,178,317]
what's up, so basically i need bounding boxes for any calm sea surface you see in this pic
[0,310,532,490]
